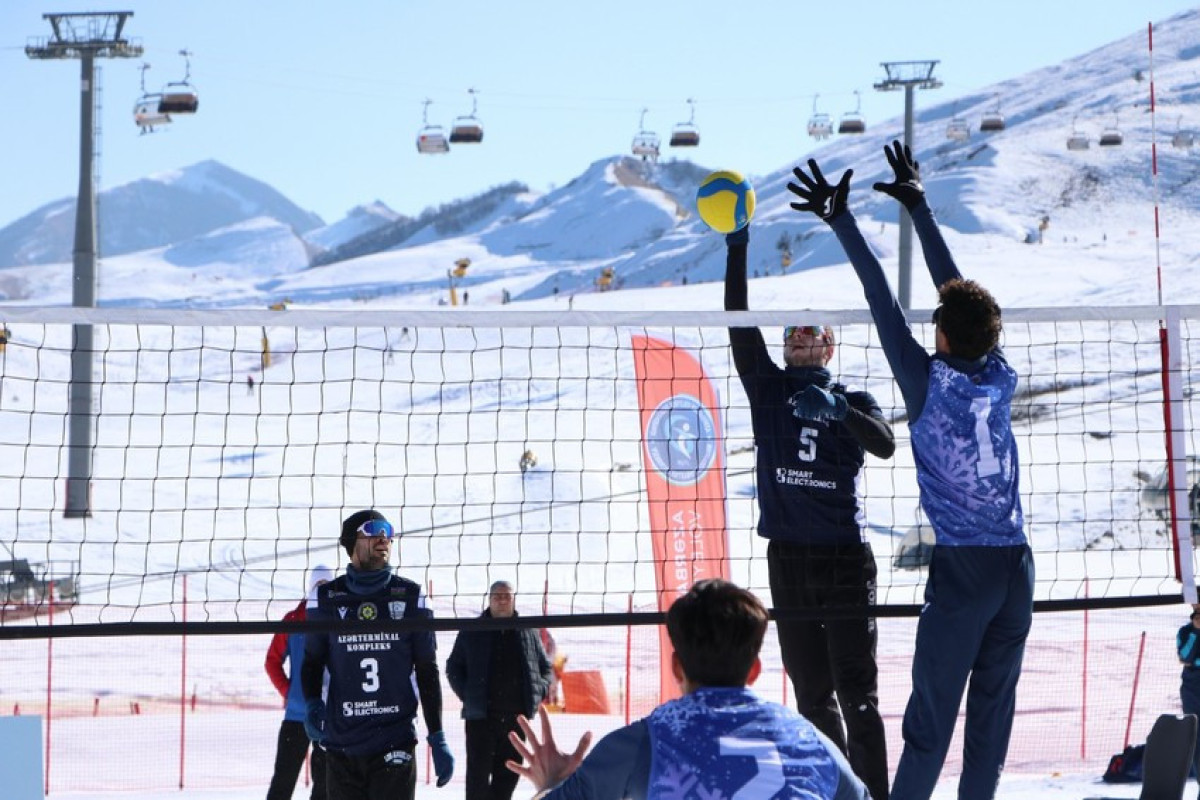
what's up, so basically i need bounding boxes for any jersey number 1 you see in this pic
[969,396,1001,478]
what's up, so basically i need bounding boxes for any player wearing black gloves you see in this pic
[302,510,455,799]
[789,141,1034,800]
[723,225,895,800]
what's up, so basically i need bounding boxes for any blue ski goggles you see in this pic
[783,325,826,341]
[356,519,395,539]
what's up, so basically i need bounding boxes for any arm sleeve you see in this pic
[445,633,466,700]
[909,200,963,289]
[265,630,290,699]
[300,617,329,702]
[1179,624,1200,665]
[541,721,648,800]
[415,657,445,735]
[724,228,778,401]
[828,212,931,419]
[841,394,895,460]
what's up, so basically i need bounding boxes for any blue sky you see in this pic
[1,0,1195,229]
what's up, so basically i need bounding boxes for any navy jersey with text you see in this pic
[305,575,436,756]
[910,356,1025,546]
[738,364,879,546]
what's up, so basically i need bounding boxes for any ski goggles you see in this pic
[783,325,826,341]
[356,519,395,539]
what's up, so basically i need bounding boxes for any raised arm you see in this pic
[872,140,961,288]
[724,227,779,395]
[787,158,930,418]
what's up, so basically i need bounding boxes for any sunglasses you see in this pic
[783,325,826,341]
[356,519,395,539]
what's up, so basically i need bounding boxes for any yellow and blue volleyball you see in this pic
[696,170,756,234]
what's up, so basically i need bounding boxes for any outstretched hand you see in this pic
[872,139,925,209]
[787,159,852,223]
[506,705,593,793]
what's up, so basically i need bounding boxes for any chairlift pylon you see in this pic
[416,98,450,154]
[979,95,1005,133]
[669,98,700,148]
[631,108,660,161]
[807,94,833,140]
[449,88,484,144]
[837,90,865,135]
[133,62,171,134]
[157,49,199,115]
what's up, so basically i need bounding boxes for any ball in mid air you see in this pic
[696,170,756,233]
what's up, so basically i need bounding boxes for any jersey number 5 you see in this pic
[796,427,817,463]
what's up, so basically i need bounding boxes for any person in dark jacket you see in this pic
[265,565,332,800]
[446,580,552,800]
[723,226,895,799]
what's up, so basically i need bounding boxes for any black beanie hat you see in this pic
[340,509,388,557]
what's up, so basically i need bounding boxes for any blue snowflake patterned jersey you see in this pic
[910,356,1025,547]
[645,688,840,799]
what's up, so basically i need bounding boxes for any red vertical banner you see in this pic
[630,335,729,703]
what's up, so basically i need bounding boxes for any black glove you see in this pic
[787,159,852,223]
[725,227,749,247]
[428,730,455,787]
[789,385,849,422]
[872,139,925,210]
[304,698,326,743]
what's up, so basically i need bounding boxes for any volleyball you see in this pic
[696,170,756,234]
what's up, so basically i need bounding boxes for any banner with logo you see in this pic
[630,334,730,702]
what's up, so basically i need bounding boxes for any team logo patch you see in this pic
[383,749,413,766]
[645,394,718,486]
[389,601,406,618]
[357,602,378,621]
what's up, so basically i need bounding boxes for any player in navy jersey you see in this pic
[1177,606,1200,795]
[301,510,455,799]
[724,226,895,799]
[788,142,1035,800]
[505,579,869,800]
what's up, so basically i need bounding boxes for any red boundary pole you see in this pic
[179,573,188,789]
[624,595,632,725]
[45,581,54,796]
[1081,579,1089,760]
[1122,631,1147,749]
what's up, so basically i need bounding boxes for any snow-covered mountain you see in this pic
[2,9,1200,309]
[0,159,323,267]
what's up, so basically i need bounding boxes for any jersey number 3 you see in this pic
[360,657,380,693]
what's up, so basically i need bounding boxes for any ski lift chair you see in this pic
[837,90,866,135]
[631,108,660,159]
[807,94,833,140]
[1098,122,1124,147]
[416,99,450,154]
[945,118,970,142]
[134,97,171,133]
[1067,115,1089,151]
[157,50,199,114]
[669,98,700,147]
[1172,117,1194,150]
[449,88,484,143]
[132,64,171,133]
[979,110,1005,132]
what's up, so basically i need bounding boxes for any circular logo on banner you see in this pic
[645,394,718,486]
[357,602,378,621]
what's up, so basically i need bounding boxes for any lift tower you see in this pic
[27,13,142,517]
[874,60,942,310]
